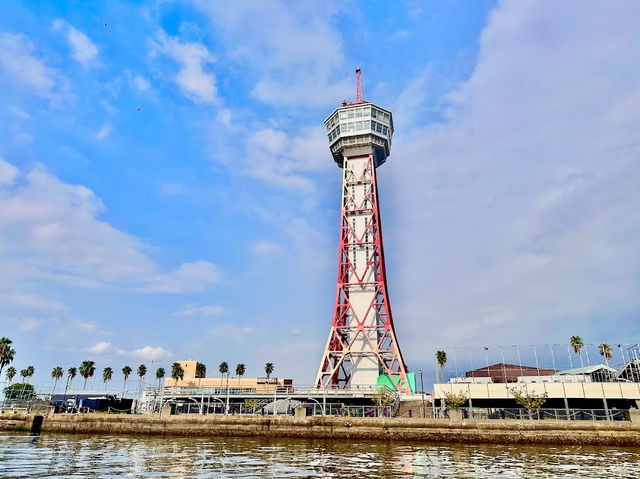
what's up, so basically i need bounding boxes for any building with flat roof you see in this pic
[164,360,292,392]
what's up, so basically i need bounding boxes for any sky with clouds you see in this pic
[1,0,639,389]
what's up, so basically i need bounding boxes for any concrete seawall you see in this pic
[2,413,640,447]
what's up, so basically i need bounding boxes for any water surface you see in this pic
[1,432,639,478]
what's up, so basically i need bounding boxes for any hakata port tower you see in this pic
[315,69,413,395]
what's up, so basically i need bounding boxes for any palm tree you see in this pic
[79,360,96,389]
[137,364,147,385]
[155,367,165,388]
[235,363,245,387]
[66,367,77,393]
[570,335,584,367]
[171,362,184,385]
[195,362,207,414]
[265,362,274,380]
[599,343,613,366]
[436,350,447,383]
[195,362,206,380]
[0,337,16,376]
[18,369,29,400]
[102,367,113,389]
[219,361,229,387]
[6,366,16,384]
[51,366,64,395]
[122,365,132,398]
[195,362,206,388]
[25,365,35,384]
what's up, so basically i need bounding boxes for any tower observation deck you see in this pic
[315,69,411,395]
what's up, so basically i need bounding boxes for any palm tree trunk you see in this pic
[122,379,127,400]
[51,378,58,396]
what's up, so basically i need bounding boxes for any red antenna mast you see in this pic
[355,67,363,103]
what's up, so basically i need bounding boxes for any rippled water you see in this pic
[1,432,640,478]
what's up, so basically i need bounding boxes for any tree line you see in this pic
[2,337,277,398]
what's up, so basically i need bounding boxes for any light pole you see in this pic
[224,373,230,415]
[273,378,277,416]
[419,369,425,418]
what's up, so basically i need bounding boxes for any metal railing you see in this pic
[435,407,631,421]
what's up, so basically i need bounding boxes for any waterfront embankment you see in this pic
[2,412,640,447]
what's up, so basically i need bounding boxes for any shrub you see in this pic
[443,391,468,409]
[3,383,36,400]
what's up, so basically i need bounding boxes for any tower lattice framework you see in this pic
[315,84,411,394]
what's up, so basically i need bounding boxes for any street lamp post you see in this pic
[419,369,425,418]
[225,373,230,415]
[273,378,277,416]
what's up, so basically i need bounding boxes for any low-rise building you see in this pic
[163,360,292,392]
[464,363,556,383]
[554,364,618,382]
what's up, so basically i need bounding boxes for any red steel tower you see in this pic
[315,69,411,394]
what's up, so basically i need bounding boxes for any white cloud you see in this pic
[73,319,98,332]
[252,240,282,256]
[94,123,112,140]
[391,30,409,40]
[133,75,150,91]
[118,345,172,361]
[218,108,231,128]
[4,316,99,345]
[0,292,67,312]
[386,0,640,357]
[246,127,330,190]
[209,323,254,339]
[0,32,69,101]
[15,317,43,332]
[9,106,30,120]
[0,159,222,293]
[15,132,33,145]
[139,261,223,293]
[160,182,186,195]
[151,30,217,104]
[0,157,19,185]
[174,303,226,317]
[84,341,111,354]
[67,25,98,68]
[194,0,349,106]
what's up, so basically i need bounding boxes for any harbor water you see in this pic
[1,432,639,478]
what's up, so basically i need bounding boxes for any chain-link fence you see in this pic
[432,343,640,383]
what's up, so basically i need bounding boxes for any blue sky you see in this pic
[1,0,639,388]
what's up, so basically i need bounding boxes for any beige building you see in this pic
[164,360,292,392]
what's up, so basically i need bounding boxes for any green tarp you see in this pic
[377,372,417,393]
